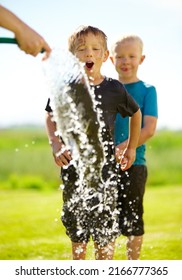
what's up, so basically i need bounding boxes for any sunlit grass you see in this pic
[0,128,182,259]
[0,189,72,260]
[1,128,182,188]
[0,186,181,260]
[115,185,182,260]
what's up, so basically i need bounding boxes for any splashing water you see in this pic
[44,49,105,189]
[44,49,119,247]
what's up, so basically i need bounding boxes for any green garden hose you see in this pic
[0,37,44,53]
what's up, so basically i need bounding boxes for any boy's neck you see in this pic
[119,76,139,84]
[88,74,104,85]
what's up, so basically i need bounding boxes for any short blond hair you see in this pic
[111,35,144,54]
[68,25,108,54]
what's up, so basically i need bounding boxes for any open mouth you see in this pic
[85,62,94,69]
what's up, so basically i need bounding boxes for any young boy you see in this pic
[110,35,158,259]
[45,26,141,260]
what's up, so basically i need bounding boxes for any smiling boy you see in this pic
[110,35,158,259]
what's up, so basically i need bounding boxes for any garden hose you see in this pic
[0,37,45,53]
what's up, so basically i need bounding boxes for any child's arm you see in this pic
[115,115,157,164]
[137,115,157,145]
[120,108,141,170]
[45,112,72,167]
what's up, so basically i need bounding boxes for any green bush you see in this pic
[9,174,47,190]
[146,129,182,186]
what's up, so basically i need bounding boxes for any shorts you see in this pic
[117,165,147,236]
[60,163,119,246]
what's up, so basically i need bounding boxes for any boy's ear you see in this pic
[140,54,145,64]
[103,50,109,62]
[110,56,114,64]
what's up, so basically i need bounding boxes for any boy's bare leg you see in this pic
[72,242,87,260]
[126,235,143,260]
[94,241,115,260]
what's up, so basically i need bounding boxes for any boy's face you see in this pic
[74,33,109,80]
[110,40,145,83]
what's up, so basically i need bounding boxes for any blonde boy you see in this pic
[110,35,158,259]
[45,27,141,260]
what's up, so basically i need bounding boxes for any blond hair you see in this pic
[111,35,144,54]
[68,25,108,54]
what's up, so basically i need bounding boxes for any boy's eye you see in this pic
[77,46,85,51]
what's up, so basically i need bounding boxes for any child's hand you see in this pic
[120,156,128,171]
[115,141,127,163]
[51,142,72,167]
[120,148,136,171]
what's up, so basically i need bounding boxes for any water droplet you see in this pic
[59,184,65,190]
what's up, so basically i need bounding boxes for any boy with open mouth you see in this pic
[45,25,141,260]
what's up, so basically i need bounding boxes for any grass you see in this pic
[0,127,60,190]
[0,127,182,260]
[0,189,71,260]
[1,127,182,188]
[146,129,182,185]
[0,186,181,260]
[115,185,182,260]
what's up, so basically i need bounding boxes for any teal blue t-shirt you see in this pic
[114,80,158,165]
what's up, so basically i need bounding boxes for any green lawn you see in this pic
[0,186,181,260]
[115,185,182,260]
[0,128,182,259]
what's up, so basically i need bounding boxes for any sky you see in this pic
[0,0,182,130]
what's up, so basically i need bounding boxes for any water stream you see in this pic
[44,49,119,247]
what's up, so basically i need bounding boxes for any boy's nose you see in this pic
[121,57,129,64]
[86,49,93,57]
[121,57,128,63]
